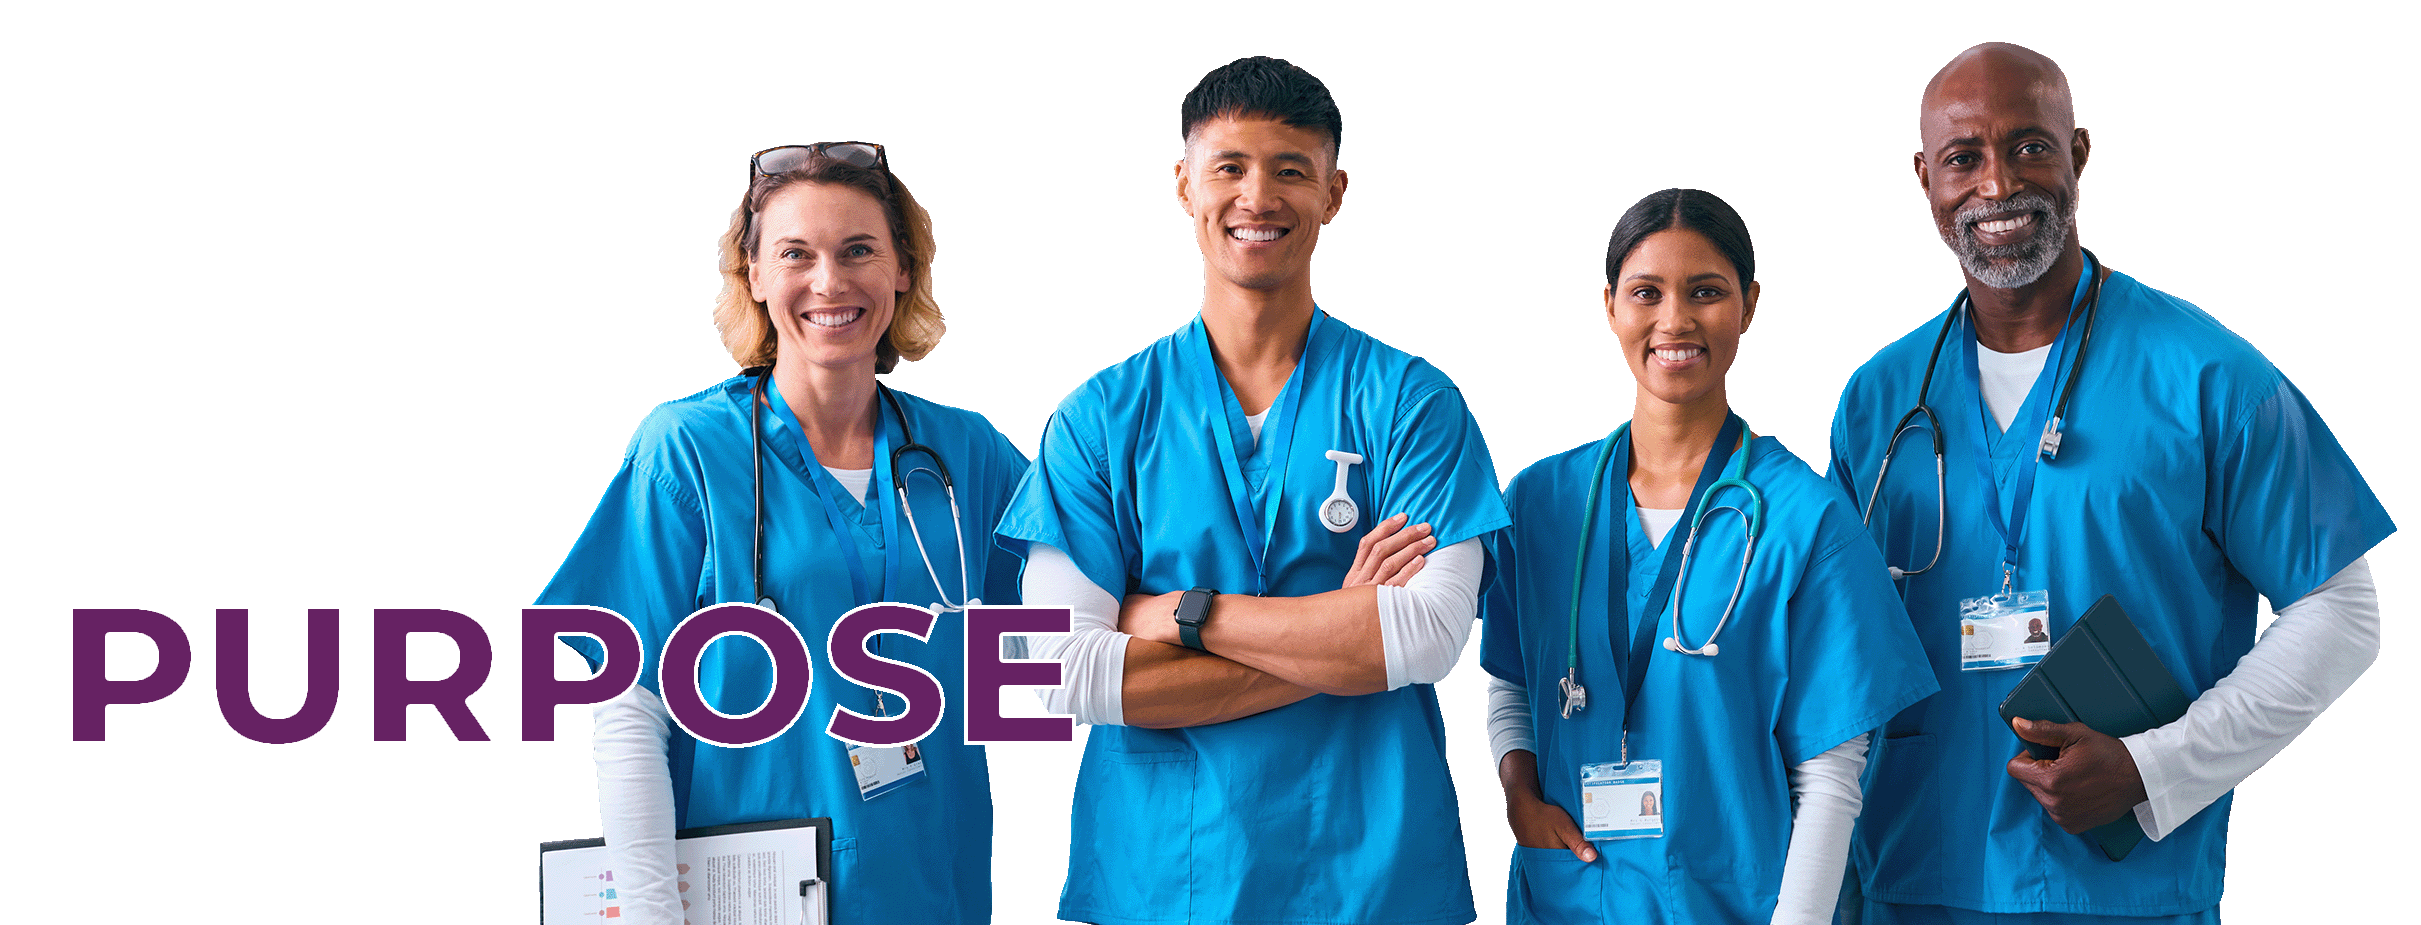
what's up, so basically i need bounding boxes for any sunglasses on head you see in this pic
[750,142,888,180]
[742,142,894,245]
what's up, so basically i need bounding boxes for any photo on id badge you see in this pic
[1960,589,2051,671]
[850,742,927,801]
[1580,760,1664,841]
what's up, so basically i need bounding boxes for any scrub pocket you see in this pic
[828,838,865,924]
[1508,845,1603,925]
[1857,734,1943,897]
[1065,745,1196,917]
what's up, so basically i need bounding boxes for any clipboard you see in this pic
[539,817,833,923]
[1996,594,2192,861]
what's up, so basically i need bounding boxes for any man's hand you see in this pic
[2005,717,2149,834]
[1499,750,1598,862]
[1341,513,1435,589]
[1117,591,1184,646]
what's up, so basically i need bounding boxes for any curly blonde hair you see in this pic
[713,157,942,373]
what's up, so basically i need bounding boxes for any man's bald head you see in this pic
[1922,43,2075,139]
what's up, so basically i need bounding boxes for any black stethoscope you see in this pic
[745,366,971,614]
[1861,249,2108,581]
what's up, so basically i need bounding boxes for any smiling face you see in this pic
[1606,228,1758,412]
[1175,115,1346,296]
[745,181,909,376]
[1916,47,2090,289]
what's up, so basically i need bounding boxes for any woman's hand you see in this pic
[1117,591,1185,646]
[1509,792,1598,862]
[1341,514,1435,589]
[1499,750,1599,862]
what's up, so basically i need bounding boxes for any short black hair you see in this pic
[1180,56,1342,159]
[1605,188,1756,289]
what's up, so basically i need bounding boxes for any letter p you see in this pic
[73,609,193,741]
[522,606,644,741]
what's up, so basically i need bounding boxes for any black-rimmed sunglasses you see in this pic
[750,142,889,181]
[742,142,893,246]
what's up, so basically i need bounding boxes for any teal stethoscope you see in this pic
[1558,413,1764,721]
[745,367,974,615]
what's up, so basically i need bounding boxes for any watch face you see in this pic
[1178,590,1212,625]
[1323,498,1356,528]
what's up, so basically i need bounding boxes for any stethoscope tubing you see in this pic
[1561,418,1760,713]
[1664,478,1761,657]
[747,369,972,614]
[1864,251,2108,583]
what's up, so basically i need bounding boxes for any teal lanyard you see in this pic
[765,382,901,715]
[1953,252,2097,596]
[1561,413,1748,757]
[1190,312,1320,596]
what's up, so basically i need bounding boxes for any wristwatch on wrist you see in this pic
[1175,587,1219,652]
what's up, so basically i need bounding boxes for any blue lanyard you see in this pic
[1954,295,2080,595]
[1566,413,1745,741]
[764,381,888,607]
[1189,312,1321,596]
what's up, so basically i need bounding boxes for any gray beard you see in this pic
[1943,190,2076,289]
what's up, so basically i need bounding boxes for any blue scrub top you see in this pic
[1479,430,1936,925]
[1828,267,2395,916]
[538,375,1029,925]
[996,310,1512,925]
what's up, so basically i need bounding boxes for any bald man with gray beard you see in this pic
[1824,42,2393,925]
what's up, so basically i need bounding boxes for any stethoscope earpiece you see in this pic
[1662,637,1720,657]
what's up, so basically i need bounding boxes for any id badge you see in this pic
[848,742,929,801]
[1958,589,2051,671]
[1579,759,1664,841]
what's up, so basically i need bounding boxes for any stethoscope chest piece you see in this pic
[1320,450,1364,534]
[1559,674,1588,719]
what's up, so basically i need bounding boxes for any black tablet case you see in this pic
[1996,595,2193,862]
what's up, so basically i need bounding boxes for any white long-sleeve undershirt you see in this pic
[1774,734,1868,924]
[1976,342,2055,433]
[590,685,682,925]
[1017,544,1127,725]
[2123,556,2379,839]
[1018,537,1484,726]
[1376,538,1485,688]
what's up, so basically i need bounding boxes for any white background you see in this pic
[6,2,2414,921]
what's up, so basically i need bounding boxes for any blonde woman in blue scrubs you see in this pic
[540,144,1028,925]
